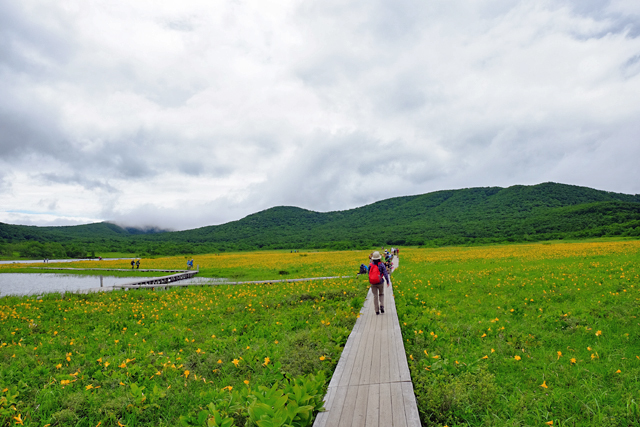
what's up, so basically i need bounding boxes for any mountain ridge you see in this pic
[2,182,640,257]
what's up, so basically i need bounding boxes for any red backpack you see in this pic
[369,262,383,285]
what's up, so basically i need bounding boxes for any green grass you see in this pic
[0,274,369,426]
[394,241,640,426]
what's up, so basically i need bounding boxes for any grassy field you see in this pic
[0,250,370,426]
[0,250,366,282]
[2,241,640,426]
[393,240,640,426]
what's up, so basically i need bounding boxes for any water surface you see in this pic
[0,274,138,297]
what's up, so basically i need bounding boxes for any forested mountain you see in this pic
[2,182,640,258]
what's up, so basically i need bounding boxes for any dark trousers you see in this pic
[370,283,385,313]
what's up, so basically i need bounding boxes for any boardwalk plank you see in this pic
[325,386,348,427]
[358,311,377,385]
[351,385,369,427]
[337,292,371,387]
[369,315,382,385]
[329,292,369,388]
[313,385,336,427]
[379,383,393,427]
[338,385,360,427]
[365,383,380,427]
[401,381,421,427]
[391,382,407,427]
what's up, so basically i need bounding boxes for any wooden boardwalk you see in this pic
[313,257,420,427]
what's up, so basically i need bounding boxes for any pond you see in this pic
[0,274,230,297]
[0,274,139,297]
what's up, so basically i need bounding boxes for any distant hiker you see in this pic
[369,251,391,315]
[357,263,369,276]
[131,259,135,269]
[136,259,140,269]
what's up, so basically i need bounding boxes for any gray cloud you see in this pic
[37,173,119,193]
[1,0,640,230]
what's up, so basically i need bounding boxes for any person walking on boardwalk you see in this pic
[131,259,135,269]
[369,251,391,315]
[136,259,140,269]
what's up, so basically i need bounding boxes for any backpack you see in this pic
[368,262,383,285]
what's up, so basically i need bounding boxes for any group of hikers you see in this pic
[357,247,399,315]
[130,259,141,269]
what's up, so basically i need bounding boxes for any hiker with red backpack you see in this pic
[369,251,391,315]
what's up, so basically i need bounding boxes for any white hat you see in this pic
[371,251,382,260]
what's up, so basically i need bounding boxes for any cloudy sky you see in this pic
[1,0,640,231]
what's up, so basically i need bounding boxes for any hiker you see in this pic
[369,251,391,315]
[136,259,140,269]
[357,263,368,276]
[131,259,135,269]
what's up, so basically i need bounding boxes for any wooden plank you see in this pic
[391,382,407,427]
[313,385,336,427]
[323,385,348,427]
[350,385,369,427]
[356,308,377,385]
[369,314,382,385]
[347,307,373,386]
[394,322,412,382]
[379,311,391,384]
[388,325,400,382]
[401,381,421,427]
[329,291,368,388]
[365,383,380,427]
[338,293,372,387]
[379,382,393,427]
[337,385,360,427]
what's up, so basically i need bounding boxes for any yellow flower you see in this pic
[409,355,413,360]
[97,358,102,363]
[244,380,250,385]
[56,363,62,369]
[481,333,487,338]
[104,362,110,368]
[540,380,548,388]
[491,349,495,353]
[184,370,190,379]
[13,414,24,425]
[482,355,489,359]
[514,355,521,361]
[570,358,577,364]
[86,384,94,390]
[232,359,240,367]
[217,359,223,364]
[545,421,553,425]
[616,369,621,373]
[557,351,562,359]
[595,330,602,336]
[60,380,70,385]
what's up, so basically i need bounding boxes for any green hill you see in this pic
[2,182,640,258]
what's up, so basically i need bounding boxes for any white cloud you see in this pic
[1,0,640,230]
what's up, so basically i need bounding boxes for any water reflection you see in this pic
[0,274,137,297]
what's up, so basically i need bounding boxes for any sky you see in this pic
[1,0,640,231]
